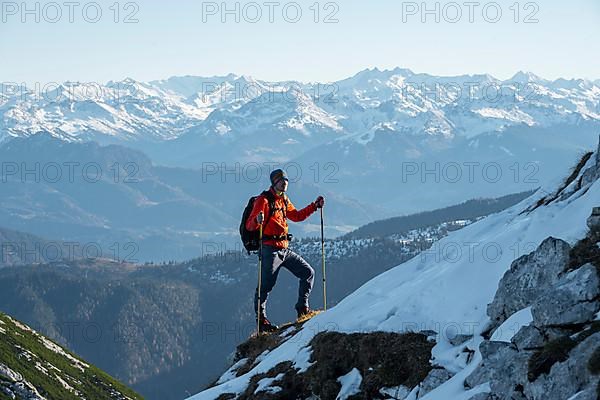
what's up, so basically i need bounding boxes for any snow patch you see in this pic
[216,358,249,385]
[292,346,314,373]
[0,363,23,382]
[38,336,89,372]
[254,373,284,394]
[336,368,362,400]
[490,307,533,343]
[380,385,415,398]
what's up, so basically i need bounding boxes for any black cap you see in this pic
[270,169,288,186]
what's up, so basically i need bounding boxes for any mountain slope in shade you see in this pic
[343,190,534,239]
[0,311,142,400]
[186,139,600,398]
[0,133,373,262]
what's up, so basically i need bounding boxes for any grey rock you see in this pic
[581,136,600,187]
[587,207,600,230]
[541,326,577,342]
[464,341,529,394]
[418,367,454,397]
[467,331,600,400]
[524,332,600,400]
[581,165,598,187]
[567,388,598,400]
[532,264,600,327]
[511,325,545,351]
[449,334,473,347]
[467,394,493,400]
[464,228,600,400]
[597,134,600,167]
[487,237,571,327]
[595,135,600,174]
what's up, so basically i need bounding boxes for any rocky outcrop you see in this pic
[524,331,600,400]
[465,208,600,400]
[581,136,600,187]
[464,340,531,398]
[209,330,435,400]
[531,263,600,326]
[487,237,571,329]
[588,207,600,230]
[417,367,454,397]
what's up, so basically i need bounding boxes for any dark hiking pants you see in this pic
[254,245,315,318]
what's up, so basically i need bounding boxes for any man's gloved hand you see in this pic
[256,211,264,224]
[314,196,325,209]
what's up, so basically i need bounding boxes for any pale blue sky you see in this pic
[1,0,599,85]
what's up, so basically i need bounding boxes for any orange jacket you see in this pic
[246,187,317,249]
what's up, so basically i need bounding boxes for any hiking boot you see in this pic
[257,315,278,333]
[296,305,313,320]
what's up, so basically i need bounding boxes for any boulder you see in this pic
[464,341,530,397]
[524,332,600,400]
[467,394,493,400]
[449,334,473,347]
[532,264,600,327]
[581,135,600,186]
[567,388,598,400]
[511,325,545,351]
[587,207,600,230]
[418,367,453,397]
[487,237,571,327]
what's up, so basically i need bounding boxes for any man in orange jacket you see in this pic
[246,168,325,332]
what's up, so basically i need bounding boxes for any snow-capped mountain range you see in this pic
[2,68,599,216]
[2,68,599,152]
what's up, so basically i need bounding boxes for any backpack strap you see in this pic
[282,194,288,219]
[261,190,288,226]
[261,190,276,227]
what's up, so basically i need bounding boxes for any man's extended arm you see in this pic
[286,198,317,222]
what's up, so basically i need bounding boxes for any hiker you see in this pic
[245,169,325,332]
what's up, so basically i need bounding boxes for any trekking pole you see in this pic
[257,223,263,335]
[320,207,327,311]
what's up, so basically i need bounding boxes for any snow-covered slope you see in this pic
[187,139,600,399]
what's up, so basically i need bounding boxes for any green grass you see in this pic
[0,312,143,400]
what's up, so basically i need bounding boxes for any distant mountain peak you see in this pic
[509,70,544,83]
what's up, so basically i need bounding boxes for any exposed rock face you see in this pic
[581,135,600,186]
[511,325,545,352]
[464,341,530,398]
[523,331,600,400]
[531,263,600,326]
[417,367,454,397]
[487,237,572,328]
[587,207,600,230]
[466,213,600,400]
